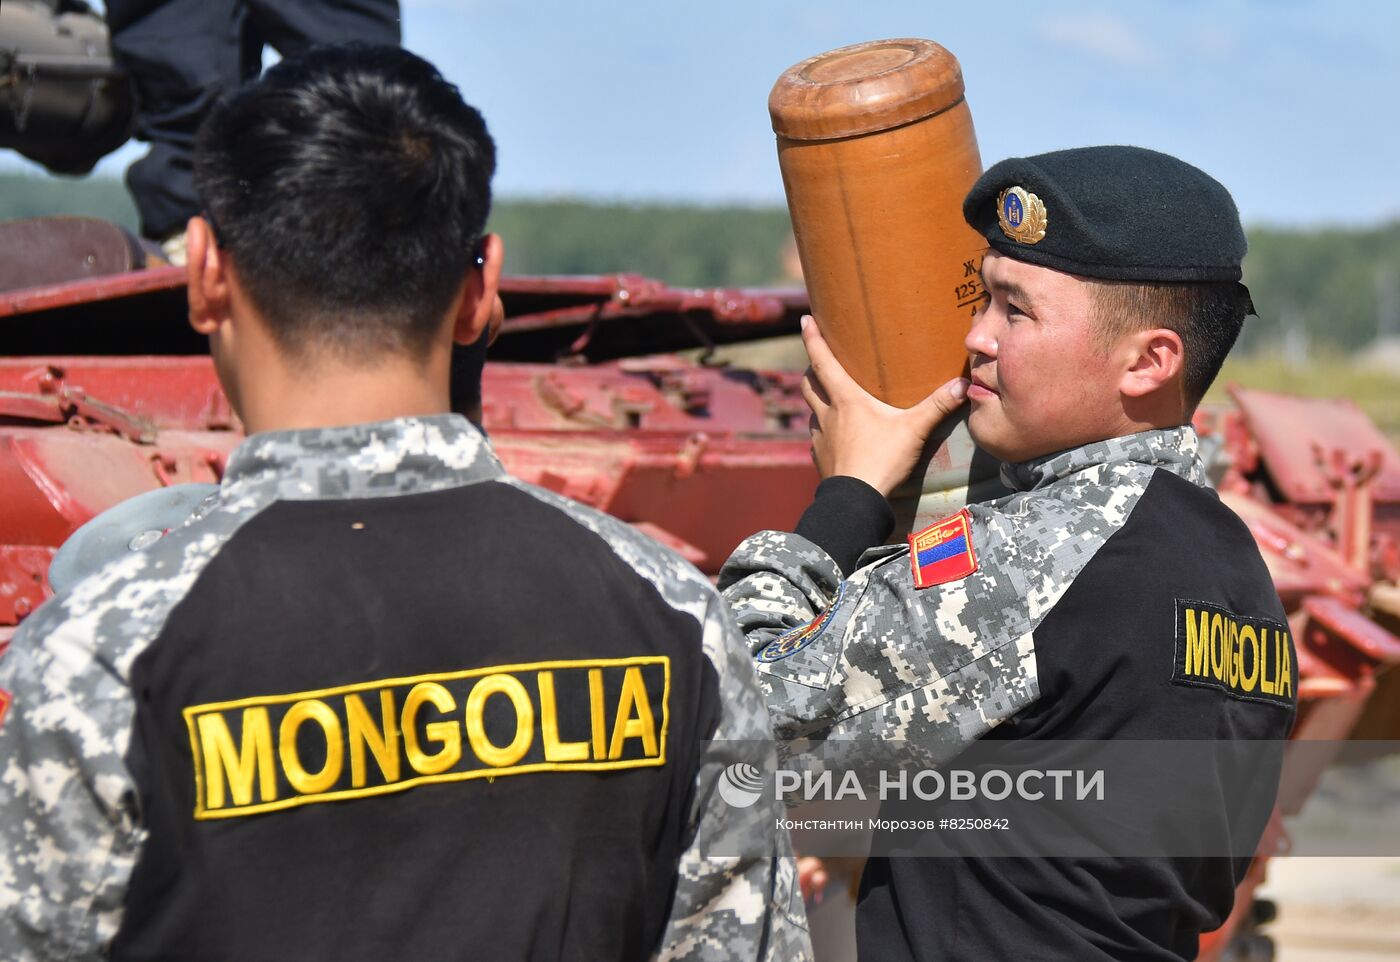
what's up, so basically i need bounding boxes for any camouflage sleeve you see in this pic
[0,482,270,960]
[719,524,1041,777]
[0,607,142,961]
[653,595,812,962]
[721,471,1153,780]
[717,530,845,657]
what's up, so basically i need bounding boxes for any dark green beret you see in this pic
[962,145,1246,283]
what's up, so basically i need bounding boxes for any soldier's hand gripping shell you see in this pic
[800,314,969,497]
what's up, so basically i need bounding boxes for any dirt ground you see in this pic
[1262,754,1400,960]
[1261,858,1400,961]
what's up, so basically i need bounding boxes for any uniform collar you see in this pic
[221,413,504,500]
[1000,424,1206,492]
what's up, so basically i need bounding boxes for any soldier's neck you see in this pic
[232,348,454,436]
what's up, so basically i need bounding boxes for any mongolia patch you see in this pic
[909,509,978,589]
[0,688,10,732]
[183,657,670,820]
[756,583,847,663]
[1173,599,1295,708]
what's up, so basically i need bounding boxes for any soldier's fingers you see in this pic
[800,315,860,401]
[800,366,830,415]
[910,377,971,431]
[797,856,830,901]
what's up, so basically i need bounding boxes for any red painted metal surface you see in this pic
[1232,387,1400,506]
[0,267,809,327]
[0,353,818,598]
[1194,390,1400,962]
[0,546,51,627]
[0,265,185,318]
[1218,492,1369,610]
[0,359,235,430]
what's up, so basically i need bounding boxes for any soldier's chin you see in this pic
[967,408,1019,464]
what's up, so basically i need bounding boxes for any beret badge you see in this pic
[996,186,1047,245]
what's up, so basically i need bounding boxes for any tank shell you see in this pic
[770,38,986,407]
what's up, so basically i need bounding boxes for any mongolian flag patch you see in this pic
[909,509,978,589]
[0,688,11,733]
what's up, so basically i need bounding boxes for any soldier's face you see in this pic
[964,252,1124,463]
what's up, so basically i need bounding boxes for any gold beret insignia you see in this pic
[996,186,1048,245]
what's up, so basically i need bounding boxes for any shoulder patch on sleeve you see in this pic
[908,509,978,589]
[756,583,848,663]
[0,687,10,732]
[1174,599,1296,708]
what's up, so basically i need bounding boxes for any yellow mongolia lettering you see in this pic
[1182,606,1293,700]
[184,657,671,820]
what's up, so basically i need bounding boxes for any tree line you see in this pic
[3,173,1397,354]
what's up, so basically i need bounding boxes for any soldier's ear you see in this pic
[1118,327,1185,399]
[453,233,504,346]
[186,216,231,337]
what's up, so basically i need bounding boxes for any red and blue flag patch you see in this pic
[909,509,978,589]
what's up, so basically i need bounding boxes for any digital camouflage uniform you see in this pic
[721,425,1297,961]
[0,414,810,962]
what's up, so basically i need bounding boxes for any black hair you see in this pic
[1092,280,1256,406]
[194,43,495,363]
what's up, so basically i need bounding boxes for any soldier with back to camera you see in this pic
[0,44,810,962]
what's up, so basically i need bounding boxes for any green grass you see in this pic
[0,173,139,231]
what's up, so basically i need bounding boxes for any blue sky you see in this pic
[7,1,1398,227]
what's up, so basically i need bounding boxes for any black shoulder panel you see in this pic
[1027,468,1295,741]
[859,470,1298,962]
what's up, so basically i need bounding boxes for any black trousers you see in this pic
[106,0,400,239]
